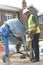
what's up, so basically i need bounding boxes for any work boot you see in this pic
[32,59,39,62]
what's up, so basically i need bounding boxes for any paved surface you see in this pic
[0,53,43,65]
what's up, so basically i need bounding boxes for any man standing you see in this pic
[23,8,40,62]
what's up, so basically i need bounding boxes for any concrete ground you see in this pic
[0,53,43,65]
[0,41,43,65]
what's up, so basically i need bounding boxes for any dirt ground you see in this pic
[0,53,43,65]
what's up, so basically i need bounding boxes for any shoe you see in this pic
[32,59,39,62]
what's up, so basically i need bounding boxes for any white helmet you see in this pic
[23,8,29,14]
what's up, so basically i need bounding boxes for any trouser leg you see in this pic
[32,33,40,60]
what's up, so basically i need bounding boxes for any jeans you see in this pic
[32,33,40,60]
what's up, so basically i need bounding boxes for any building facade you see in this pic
[0,4,20,26]
[38,14,43,38]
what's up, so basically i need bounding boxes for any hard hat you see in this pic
[23,8,29,14]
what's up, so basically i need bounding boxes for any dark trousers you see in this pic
[32,33,40,60]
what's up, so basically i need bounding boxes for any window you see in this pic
[15,14,18,18]
[42,17,43,22]
[39,16,43,24]
[0,12,1,22]
[5,13,12,21]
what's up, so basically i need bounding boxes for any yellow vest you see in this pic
[28,14,40,34]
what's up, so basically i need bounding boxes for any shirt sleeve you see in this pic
[32,15,38,23]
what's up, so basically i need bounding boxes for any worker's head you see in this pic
[23,8,30,17]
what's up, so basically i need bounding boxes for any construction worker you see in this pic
[23,8,40,62]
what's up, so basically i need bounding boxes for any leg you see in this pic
[2,37,10,65]
[32,33,40,62]
[3,37,9,55]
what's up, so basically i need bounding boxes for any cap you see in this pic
[23,8,29,14]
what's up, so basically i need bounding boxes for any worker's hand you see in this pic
[29,28,37,35]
